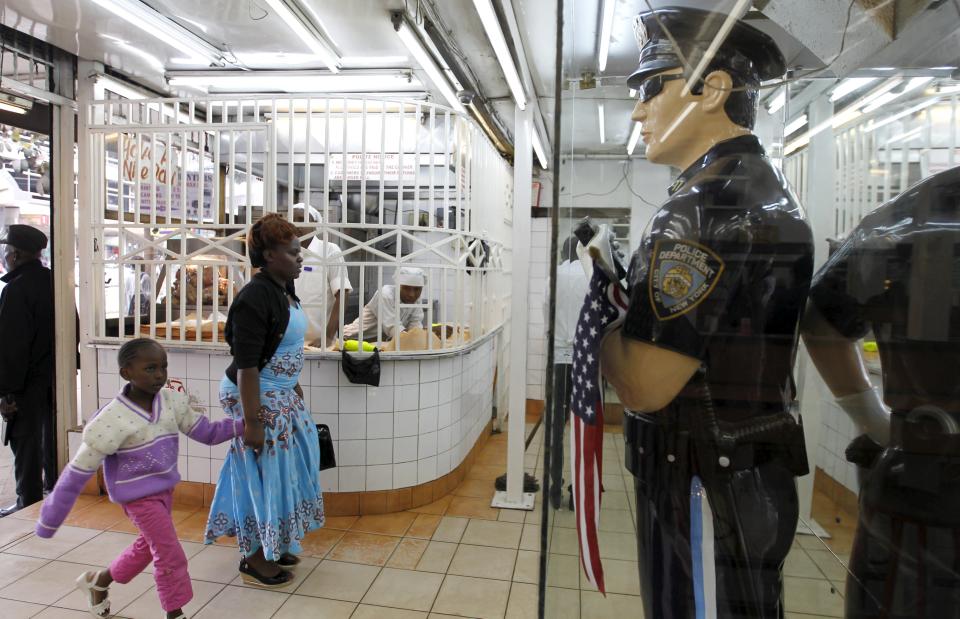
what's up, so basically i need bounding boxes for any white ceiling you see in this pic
[2,0,958,157]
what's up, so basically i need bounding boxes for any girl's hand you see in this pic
[243,422,265,452]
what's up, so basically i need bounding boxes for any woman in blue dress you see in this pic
[204,214,323,587]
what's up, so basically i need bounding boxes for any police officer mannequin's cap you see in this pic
[0,224,47,253]
[628,7,786,88]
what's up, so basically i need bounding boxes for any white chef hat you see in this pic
[395,266,426,287]
[292,202,323,225]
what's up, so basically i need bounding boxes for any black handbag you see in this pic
[316,423,336,471]
[340,348,381,386]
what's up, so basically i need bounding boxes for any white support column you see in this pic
[492,104,535,510]
[77,62,100,424]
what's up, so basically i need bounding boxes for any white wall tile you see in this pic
[210,459,225,482]
[395,384,420,411]
[178,455,188,479]
[339,439,366,466]
[367,386,394,413]
[437,450,451,476]
[393,436,418,463]
[439,357,454,380]
[377,362,395,386]
[99,373,121,400]
[438,403,452,429]
[188,435,211,458]
[437,426,451,454]
[339,414,366,440]
[419,431,438,458]
[366,439,393,465]
[210,440,229,460]
[68,431,82,458]
[339,466,365,492]
[393,461,417,488]
[314,413,339,439]
[209,355,231,380]
[419,406,439,434]
[366,413,393,440]
[209,381,226,410]
[186,354,210,380]
[394,360,420,385]
[394,410,419,437]
[320,467,339,492]
[417,456,437,484]
[419,381,439,408]
[97,348,116,374]
[339,386,367,414]
[438,378,453,405]
[307,360,336,387]
[188,456,210,483]
[186,379,211,407]
[167,352,187,379]
[366,464,393,491]
[420,359,440,382]
[311,387,340,415]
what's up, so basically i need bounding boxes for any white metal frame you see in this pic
[81,94,509,355]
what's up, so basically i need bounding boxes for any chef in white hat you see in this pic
[292,203,353,345]
[343,266,426,341]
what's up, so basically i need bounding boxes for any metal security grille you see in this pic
[82,95,509,353]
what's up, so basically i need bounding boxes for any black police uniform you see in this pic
[0,226,56,509]
[619,8,813,618]
[808,165,960,619]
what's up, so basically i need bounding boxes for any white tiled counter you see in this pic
[89,332,500,495]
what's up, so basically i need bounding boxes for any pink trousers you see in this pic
[108,489,192,612]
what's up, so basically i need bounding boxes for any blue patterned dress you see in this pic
[204,304,324,560]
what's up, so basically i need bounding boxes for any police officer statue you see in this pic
[588,7,814,617]
[803,166,960,618]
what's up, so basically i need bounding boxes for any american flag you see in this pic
[570,264,628,595]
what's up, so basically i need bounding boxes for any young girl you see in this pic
[36,338,244,619]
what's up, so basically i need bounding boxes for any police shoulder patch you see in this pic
[648,239,724,320]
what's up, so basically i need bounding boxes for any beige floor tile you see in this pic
[448,544,517,581]
[546,553,581,589]
[295,559,380,602]
[361,567,444,611]
[551,508,576,529]
[432,575,510,619]
[580,591,643,619]
[183,544,241,583]
[512,550,539,584]
[0,597,46,619]
[597,531,638,562]
[0,552,49,589]
[231,556,320,591]
[550,527,579,556]
[0,560,101,604]
[806,549,851,582]
[784,576,844,617]
[54,571,154,614]
[193,584,288,619]
[431,517,469,543]
[578,558,639,595]
[4,526,100,560]
[524,506,542,524]
[30,608,91,618]
[597,509,635,534]
[57,531,140,567]
[387,538,430,569]
[797,533,833,551]
[327,532,400,566]
[505,582,538,619]
[0,518,38,550]
[415,541,458,574]
[273,594,356,619]
[602,492,631,511]
[784,548,824,579]
[497,509,527,524]
[544,586,580,619]
[460,520,522,549]
[406,514,443,540]
[114,578,225,619]
[351,513,418,537]
[519,524,540,552]
[353,605,428,619]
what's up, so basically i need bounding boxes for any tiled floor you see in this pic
[538,422,855,619]
[0,431,542,619]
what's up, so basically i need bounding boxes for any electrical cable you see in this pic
[572,160,659,208]
[248,0,268,21]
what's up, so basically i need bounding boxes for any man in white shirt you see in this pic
[545,236,589,509]
[343,267,425,342]
[293,203,353,346]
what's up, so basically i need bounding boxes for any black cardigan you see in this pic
[224,271,299,385]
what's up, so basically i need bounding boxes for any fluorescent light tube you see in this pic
[854,78,903,111]
[598,0,616,72]
[865,98,939,132]
[627,122,642,155]
[88,0,223,64]
[766,88,786,114]
[471,0,527,110]
[167,71,423,94]
[598,102,606,143]
[262,0,340,72]
[784,114,808,136]
[861,77,933,113]
[0,101,28,115]
[532,131,548,169]
[393,20,466,113]
[629,88,637,98]
[829,77,877,102]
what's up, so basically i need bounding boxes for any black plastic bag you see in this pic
[316,423,336,471]
[340,348,381,386]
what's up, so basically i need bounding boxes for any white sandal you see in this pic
[75,570,111,618]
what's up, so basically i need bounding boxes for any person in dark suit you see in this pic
[0,224,56,516]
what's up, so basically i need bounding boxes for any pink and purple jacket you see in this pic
[36,386,243,538]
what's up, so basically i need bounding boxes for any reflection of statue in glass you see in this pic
[585,7,814,617]
[802,165,960,619]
